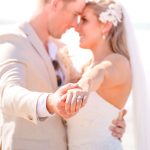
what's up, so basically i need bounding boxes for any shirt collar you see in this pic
[48,40,58,60]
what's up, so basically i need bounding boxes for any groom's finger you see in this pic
[59,94,67,107]
[113,118,126,126]
[110,125,125,134]
[118,109,127,121]
[59,83,78,94]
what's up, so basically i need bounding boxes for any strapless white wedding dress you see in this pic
[67,92,123,150]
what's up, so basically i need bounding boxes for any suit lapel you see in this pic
[19,23,58,91]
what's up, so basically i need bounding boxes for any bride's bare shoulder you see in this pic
[104,53,130,69]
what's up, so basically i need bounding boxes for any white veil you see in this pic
[122,5,150,150]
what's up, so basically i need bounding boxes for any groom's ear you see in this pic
[102,22,113,34]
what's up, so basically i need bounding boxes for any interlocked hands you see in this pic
[46,83,126,140]
[46,83,88,119]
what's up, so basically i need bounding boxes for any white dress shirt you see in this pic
[37,41,65,118]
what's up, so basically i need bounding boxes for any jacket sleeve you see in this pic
[0,37,45,124]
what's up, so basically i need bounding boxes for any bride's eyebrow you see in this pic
[81,14,86,18]
[81,15,88,20]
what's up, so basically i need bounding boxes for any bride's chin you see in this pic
[79,39,89,49]
[79,43,85,49]
[79,42,89,49]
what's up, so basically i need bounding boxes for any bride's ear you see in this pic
[102,22,113,35]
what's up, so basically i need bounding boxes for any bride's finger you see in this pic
[75,96,83,112]
[70,94,79,114]
[81,95,88,107]
[65,92,73,114]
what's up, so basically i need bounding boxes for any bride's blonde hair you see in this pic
[86,0,129,60]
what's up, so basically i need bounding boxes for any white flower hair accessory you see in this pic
[99,3,122,26]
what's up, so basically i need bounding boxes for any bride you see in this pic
[63,0,150,149]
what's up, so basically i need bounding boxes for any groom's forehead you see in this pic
[69,0,86,13]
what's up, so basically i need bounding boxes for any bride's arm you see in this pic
[65,54,130,114]
[77,62,106,92]
[78,54,130,92]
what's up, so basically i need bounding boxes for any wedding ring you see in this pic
[76,95,83,100]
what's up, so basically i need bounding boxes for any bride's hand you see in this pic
[65,88,88,115]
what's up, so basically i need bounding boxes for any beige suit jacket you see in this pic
[0,23,67,150]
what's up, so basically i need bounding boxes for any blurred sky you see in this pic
[0,0,150,23]
[0,0,37,23]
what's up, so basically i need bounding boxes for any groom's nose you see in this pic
[74,23,80,32]
[71,19,78,29]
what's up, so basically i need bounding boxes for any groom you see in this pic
[0,0,126,149]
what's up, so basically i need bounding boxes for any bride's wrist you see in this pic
[77,77,91,93]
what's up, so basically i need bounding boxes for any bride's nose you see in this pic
[75,23,82,33]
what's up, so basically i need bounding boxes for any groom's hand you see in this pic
[109,109,127,140]
[46,83,79,119]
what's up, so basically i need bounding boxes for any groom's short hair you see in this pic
[43,0,76,4]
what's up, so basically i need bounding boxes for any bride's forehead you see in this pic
[81,7,95,17]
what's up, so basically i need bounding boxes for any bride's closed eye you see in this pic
[81,17,88,23]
